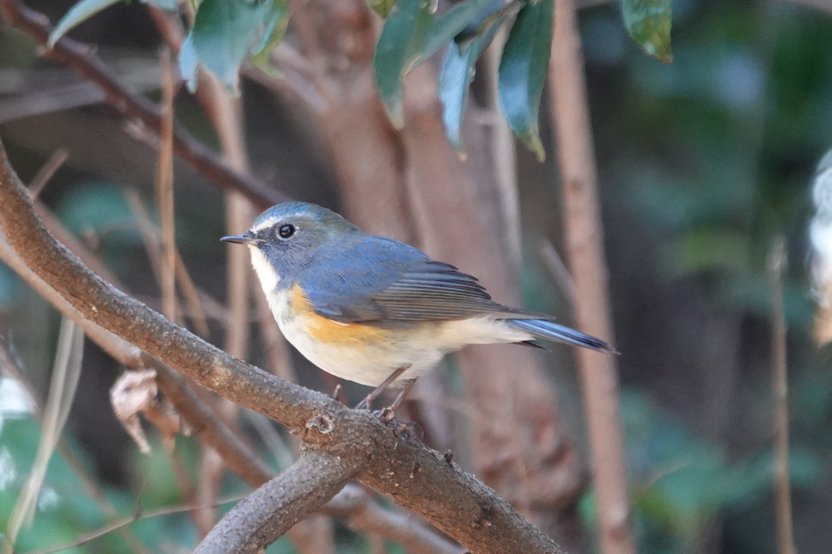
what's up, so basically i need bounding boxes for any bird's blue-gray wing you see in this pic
[298,236,519,322]
[299,235,614,353]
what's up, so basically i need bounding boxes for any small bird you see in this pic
[222,202,613,409]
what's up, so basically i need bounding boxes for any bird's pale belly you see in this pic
[267,285,530,387]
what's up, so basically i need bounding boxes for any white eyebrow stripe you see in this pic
[251,216,280,233]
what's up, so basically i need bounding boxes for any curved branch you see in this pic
[0,0,287,209]
[0,139,562,554]
[326,486,462,554]
[1,233,462,552]
[196,452,357,554]
[2,201,473,553]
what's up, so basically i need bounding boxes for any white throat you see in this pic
[249,247,280,292]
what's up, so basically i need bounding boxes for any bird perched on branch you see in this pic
[222,202,613,410]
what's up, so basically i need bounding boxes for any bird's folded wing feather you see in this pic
[299,236,535,322]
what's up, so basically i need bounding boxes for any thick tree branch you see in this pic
[196,452,359,553]
[0,0,286,208]
[0,202,469,553]
[0,139,561,553]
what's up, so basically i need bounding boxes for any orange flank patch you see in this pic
[290,283,390,345]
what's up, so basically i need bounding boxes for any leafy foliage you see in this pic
[373,0,495,127]
[180,0,291,93]
[367,0,396,19]
[438,28,499,154]
[48,0,674,158]
[604,393,824,551]
[48,0,177,47]
[622,0,673,62]
[497,0,553,161]
[0,417,131,552]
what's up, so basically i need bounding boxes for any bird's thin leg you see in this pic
[355,366,409,410]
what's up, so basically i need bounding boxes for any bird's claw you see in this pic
[380,406,396,424]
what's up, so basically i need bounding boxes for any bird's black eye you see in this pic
[277,223,295,239]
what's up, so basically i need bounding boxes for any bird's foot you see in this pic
[380,406,396,424]
[372,407,422,440]
[354,367,410,411]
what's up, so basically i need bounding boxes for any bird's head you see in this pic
[221,201,358,291]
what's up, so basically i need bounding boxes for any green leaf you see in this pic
[179,0,288,94]
[367,0,396,18]
[498,0,554,161]
[49,0,177,47]
[374,0,435,127]
[622,0,673,63]
[250,0,292,77]
[438,18,502,154]
[418,0,496,64]
[49,0,122,47]
[454,0,514,43]
[179,35,200,91]
[373,0,493,126]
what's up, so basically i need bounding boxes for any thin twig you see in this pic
[26,493,247,554]
[164,440,203,532]
[124,189,210,337]
[125,190,166,294]
[3,318,84,554]
[27,148,68,199]
[241,409,296,469]
[155,49,178,324]
[0,0,287,208]
[198,44,257,535]
[150,360,275,484]
[548,0,634,552]
[482,30,521,263]
[34,203,125,284]
[768,236,795,554]
[539,240,578,306]
[146,6,185,56]
[172,252,211,337]
[0,342,150,554]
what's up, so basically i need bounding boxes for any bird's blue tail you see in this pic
[508,319,615,353]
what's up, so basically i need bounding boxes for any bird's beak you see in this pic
[220,231,257,245]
